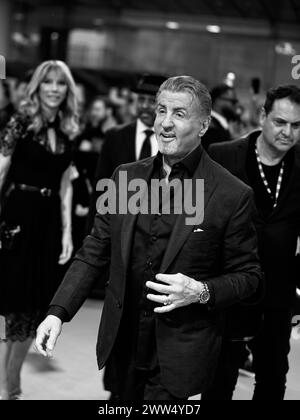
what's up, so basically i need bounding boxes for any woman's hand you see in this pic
[58,229,73,265]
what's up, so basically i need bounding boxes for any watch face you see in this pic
[200,290,210,303]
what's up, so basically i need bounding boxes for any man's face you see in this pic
[261,98,300,154]
[90,100,107,125]
[136,93,156,127]
[154,90,209,163]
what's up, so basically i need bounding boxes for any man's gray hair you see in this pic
[157,75,212,117]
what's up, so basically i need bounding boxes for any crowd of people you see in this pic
[0,60,299,400]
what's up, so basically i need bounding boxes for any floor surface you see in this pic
[20,299,300,400]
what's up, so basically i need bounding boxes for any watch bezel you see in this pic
[198,282,210,304]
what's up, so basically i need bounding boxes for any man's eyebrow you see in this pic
[273,117,287,123]
[274,117,300,124]
[156,103,188,113]
[173,106,187,112]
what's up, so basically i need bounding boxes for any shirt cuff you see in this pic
[47,305,70,322]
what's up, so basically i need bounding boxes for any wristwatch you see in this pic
[197,282,210,304]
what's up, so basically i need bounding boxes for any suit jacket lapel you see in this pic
[159,151,218,273]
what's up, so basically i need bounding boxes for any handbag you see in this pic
[0,221,21,251]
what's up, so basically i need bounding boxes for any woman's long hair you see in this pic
[23,60,79,138]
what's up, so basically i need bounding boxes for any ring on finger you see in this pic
[163,296,172,306]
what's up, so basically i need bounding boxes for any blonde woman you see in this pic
[0,60,79,399]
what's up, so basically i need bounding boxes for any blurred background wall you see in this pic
[0,0,300,96]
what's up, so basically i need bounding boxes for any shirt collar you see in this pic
[137,118,154,135]
[154,143,202,176]
[211,110,229,130]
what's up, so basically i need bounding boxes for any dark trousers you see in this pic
[201,340,247,400]
[202,307,292,400]
[104,354,185,400]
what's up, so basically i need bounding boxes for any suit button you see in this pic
[116,300,122,309]
[152,235,157,242]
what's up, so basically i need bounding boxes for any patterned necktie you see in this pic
[139,129,153,160]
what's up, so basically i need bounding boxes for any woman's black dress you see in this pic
[0,113,72,340]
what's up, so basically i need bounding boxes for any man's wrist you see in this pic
[195,281,210,304]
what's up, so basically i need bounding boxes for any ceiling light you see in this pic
[224,72,236,87]
[206,25,221,33]
[275,42,296,56]
[166,21,180,30]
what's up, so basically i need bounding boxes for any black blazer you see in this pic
[93,121,137,182]
[51,149,261,398]
[209,131,300,307]
[87,121,137,232]
[201,116,231,150]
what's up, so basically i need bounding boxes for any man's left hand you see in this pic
[146,273,203,313]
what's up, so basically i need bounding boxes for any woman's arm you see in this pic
[296,236,300,256]
[0,113,25,209]
[58,165,74,265]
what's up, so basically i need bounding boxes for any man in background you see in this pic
[201,83,239,150]
[203,84,300,400]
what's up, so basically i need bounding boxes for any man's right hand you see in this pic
[35,315,62,358]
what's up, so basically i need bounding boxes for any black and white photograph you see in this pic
[0,0,300,405]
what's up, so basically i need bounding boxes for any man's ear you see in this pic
[199,116,211,137]
[259,107,267,126]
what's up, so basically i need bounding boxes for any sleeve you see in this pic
[47,305,70,322]
[0,113,26,157]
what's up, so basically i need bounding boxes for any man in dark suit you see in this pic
[201,84,238,150]
[35,76,261,400]
[202,84,300,400]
